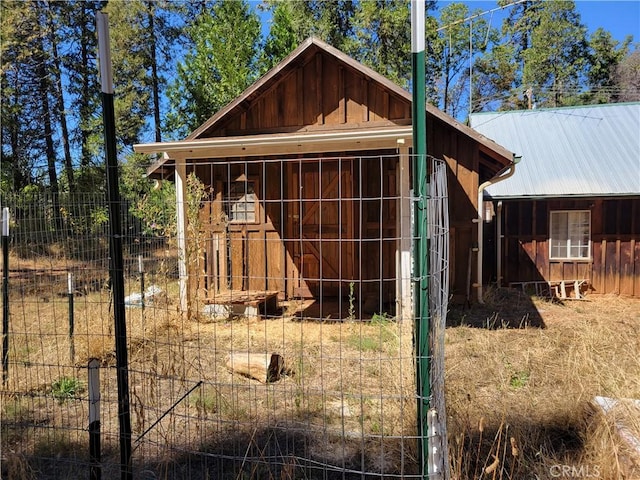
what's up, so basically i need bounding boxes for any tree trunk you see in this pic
[147,1,162,143]
[49,3,75,193]
[36,8,63,233]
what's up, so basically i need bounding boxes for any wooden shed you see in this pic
[471,103,640,299]
[135,38,514,318]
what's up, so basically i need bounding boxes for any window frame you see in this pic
[224,179,259,225]
[549,209,591,261]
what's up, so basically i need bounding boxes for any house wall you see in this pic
[184,47,508,305]
[498,197,640,297]
[192,151,401,309]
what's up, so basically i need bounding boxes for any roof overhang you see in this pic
[486,193,640,201]
[135,127,414,176]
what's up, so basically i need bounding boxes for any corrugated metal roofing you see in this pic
[469,103,640,199]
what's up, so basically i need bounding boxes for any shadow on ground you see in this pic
[447,287,547,329]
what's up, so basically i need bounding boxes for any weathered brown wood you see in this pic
[226,352,285,383]
[501,199,639,297]
[315,52,323,125]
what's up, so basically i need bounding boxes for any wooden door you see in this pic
[289,159,356,298]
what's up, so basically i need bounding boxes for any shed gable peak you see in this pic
[188,38,412,140]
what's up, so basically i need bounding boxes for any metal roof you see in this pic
[469,103,640,199]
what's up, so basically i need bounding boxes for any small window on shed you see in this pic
[549,210,590,260]
[225,180,257,223]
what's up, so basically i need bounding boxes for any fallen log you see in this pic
[226,352,285,383]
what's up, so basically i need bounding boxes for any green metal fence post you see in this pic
[411,1,431,478]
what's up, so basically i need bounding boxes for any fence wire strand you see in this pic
[0,154,448,479]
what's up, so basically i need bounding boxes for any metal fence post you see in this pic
[2,207,10,385]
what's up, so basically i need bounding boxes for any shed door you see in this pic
[290,159,356,298]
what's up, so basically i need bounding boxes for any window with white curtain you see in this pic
[549,210,591,260]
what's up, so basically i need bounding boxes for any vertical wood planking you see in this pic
[315,53,323,125]
[338,66,346,124]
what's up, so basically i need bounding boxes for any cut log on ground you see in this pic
[226,352,285,383]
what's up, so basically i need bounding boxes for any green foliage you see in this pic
[509,370,530,389]
[258,2,301,74]
[521,1,588,107]
[583,28,632,104]
[472,42,519,112]
[370,312,392,324]
[51,377,83,403]
[346,320,398,353]
[437,2,497,116]
[349,0,412,89]
[167,0,261,135]
[104,0,151,146]
[121,153,176,237]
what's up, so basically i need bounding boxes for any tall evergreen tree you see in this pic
[473,0,592,110]
[583,28,631,103]
[522,1,588,107]
[259,1,301,74]
[104,0,151,147]
[48,2,75,193]
[1,1,49,191]
[349,0,410,89]
[260,0,356,74]
[64,0,104,191]
[167,0,261,135]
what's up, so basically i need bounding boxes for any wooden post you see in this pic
[68,272,75,364]
[175,156,190,317]
[88,358,101,480]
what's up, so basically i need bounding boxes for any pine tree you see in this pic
[584,28,631,103]
[167,0,261,135]
[437,2,496,117]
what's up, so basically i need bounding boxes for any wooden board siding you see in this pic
[431,117,482,299]
[190,112,496,304]
[499,198,640,297]
[202,51,411,138]
[194,151,402,305]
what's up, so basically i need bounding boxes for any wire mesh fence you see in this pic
[0,154,448,479]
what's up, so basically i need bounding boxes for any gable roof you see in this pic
[135,37,513,173]
[470,103,640,199]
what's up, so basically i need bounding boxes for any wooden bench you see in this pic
[203,290,279,319]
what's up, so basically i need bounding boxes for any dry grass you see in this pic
[1,265,639,479]
[1,270,418,479]
[446,288,640,479]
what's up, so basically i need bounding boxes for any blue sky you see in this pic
[439,1,639,44]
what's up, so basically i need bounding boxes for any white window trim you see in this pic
[549,210,591,261]
[225,180,259,224]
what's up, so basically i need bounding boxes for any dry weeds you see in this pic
[446,288,640,479]
[1,267,639,479]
